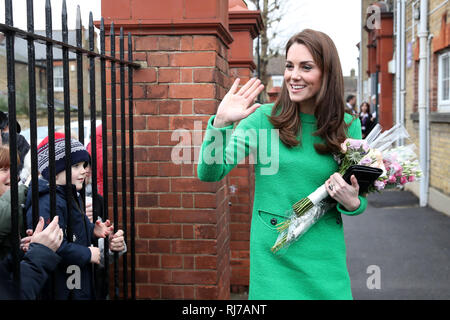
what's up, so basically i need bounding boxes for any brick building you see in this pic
[360,0,450,214]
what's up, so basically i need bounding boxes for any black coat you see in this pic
[359,113,374,137]
[0,242,61,299]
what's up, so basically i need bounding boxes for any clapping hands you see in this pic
[22,216,63,253]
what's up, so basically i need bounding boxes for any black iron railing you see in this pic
[0,0,139,300]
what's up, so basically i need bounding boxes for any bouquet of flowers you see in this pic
[271,124,422,254]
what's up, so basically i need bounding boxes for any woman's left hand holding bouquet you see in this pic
[325,173,360,211]
[213,78,265,128]
[324,138,362,211]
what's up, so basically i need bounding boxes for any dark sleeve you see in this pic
[0,243,61,300]
[19,242,61,299]
[55,203,92,266]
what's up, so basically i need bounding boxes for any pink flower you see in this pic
[388,175,397,183]
[359,157,372,166]
[408,176,415,182]
[400,176,408,185]
[391,162,402,172]
[374,180,385,190]
[342,139,370,154]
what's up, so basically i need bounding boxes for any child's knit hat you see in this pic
[37,132,90,181]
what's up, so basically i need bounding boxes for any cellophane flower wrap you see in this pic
[271,124,422,254]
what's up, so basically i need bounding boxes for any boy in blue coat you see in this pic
[26,133,113,299]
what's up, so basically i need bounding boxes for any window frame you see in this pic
[437,50,450,112]
[53,65,64,92]
[271,75,283,88]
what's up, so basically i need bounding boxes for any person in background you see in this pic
[86,124,103,196]
[359,101,374,139]
[0,111,22,135]
[345,94,357,115]
[1,133,30,176]
[0,111,30,176]
[370,94,378,122]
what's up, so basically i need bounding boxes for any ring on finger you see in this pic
[328,183,334,191]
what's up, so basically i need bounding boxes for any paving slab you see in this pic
[367,189,419,208]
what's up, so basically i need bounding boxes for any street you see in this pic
[344,190,450,300]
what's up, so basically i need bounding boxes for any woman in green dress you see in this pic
[197,29,366,300]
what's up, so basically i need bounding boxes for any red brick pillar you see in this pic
[101,0,233,299]
[227,0,262,293]
[375,13,394,129]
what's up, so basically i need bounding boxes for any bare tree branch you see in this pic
[247,0,306,101]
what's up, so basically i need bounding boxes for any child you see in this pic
[25,133,113,300]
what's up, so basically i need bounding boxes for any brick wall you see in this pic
[227,6,262,293]
[133,33,231,299]
[100,0,245,299]
[99,0,263,299]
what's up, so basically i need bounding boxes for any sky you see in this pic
[0,0,362,76]
[247,0,362,76]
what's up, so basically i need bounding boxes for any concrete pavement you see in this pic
[344,189,450,300]
[230,189,450,300]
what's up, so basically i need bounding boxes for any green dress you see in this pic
[197,104,367,300]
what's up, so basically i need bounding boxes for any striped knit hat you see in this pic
[37,132,90,181]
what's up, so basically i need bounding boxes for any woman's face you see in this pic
[0,167,11,196]
[284,43,322,109]
[361,104,369,113]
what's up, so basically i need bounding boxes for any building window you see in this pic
[271,75,283,88]
[54,65,63,92]
[438,51,450,112]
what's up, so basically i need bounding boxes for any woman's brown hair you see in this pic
[269,29,352,154]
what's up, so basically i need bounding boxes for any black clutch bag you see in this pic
[342,165,383,194]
